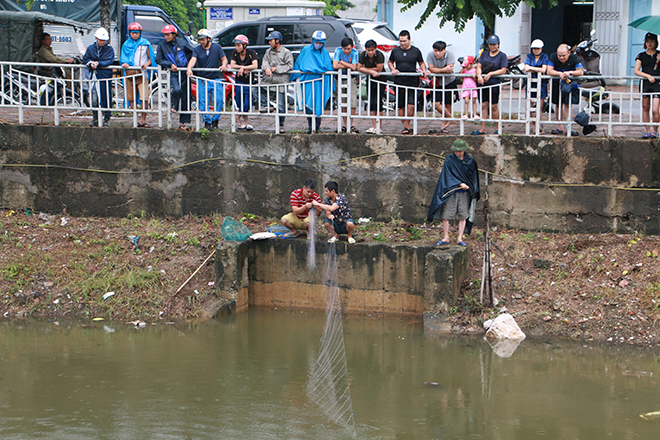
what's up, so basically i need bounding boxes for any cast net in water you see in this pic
[307,243,355,432]
[307,208,316,270]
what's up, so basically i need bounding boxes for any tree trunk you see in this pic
[100,0,112,44]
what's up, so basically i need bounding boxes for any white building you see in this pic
[375,0,660,78]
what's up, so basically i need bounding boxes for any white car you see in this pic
[351,20,398,65]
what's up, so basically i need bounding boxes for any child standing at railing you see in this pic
[460,56,479,120]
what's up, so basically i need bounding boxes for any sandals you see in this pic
[401,128,412,135]
[435,240,449,246]
[282,231,301,239]
[643,133,652,139]
[237,125,246,130]
[350,126,359,133]
[245,124,254,131]
[366,127,378,134]
[137,122,148,128]
[652,133,658,139]
[179,124,188,130]
[551,129,565,135]
[470,130,486,135]
[457,241,468,247]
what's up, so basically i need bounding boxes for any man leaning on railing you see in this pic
[547,43,584,136]
[82,28,115,127]
[259,31,293,130]
[156,24,192,130]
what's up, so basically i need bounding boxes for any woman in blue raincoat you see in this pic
[290,30,334,133]
[120,22,156,127]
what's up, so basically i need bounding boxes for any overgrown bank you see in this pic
[2,209,659,345]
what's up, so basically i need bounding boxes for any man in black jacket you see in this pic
[156,25,192,129]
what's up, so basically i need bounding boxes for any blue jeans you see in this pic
[198,78,223,123]
[235,83,252,112]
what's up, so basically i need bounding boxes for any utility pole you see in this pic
[100,0,112,44]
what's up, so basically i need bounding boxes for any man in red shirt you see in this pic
[281,178,322,237]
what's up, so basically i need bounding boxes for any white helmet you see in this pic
[530,39,544,49]
[94,28,110,41]
[312,30,326,41]
[197,28,212,39]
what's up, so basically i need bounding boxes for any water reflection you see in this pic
[0,311,658,439]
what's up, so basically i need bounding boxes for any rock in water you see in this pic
[485,313,526,341]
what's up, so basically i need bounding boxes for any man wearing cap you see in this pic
[157,25,192,130]
[82,28,115,127]
[524,39,549,134]
[187,28,228,131]
[427,41,458,133]
[547,43,584,135]
[259,31,293,129]
[427,139,480,247]
[473,35,507,135]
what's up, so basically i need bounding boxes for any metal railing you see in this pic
[0,60,656,137]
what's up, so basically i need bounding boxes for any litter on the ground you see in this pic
[250,232,277,240]
[102,291,116,300]
[358,217,372,224]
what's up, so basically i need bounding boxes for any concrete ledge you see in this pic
[214,239,468,316]
[2,125,658,233]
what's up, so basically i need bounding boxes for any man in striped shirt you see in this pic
[281,178,322,238]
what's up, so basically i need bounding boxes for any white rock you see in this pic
[485,313,526,341]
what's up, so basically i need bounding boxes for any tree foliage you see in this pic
[323,0,355,16]
[125,0,204,32]
[398,0,557,32]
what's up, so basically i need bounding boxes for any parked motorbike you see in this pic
[574,29,606,88]
[381,73,433,113]
[507,54,524,89]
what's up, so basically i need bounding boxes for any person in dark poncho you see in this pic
[427,139,480,246]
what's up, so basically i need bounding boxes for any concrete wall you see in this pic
[1,125,658,233]
[214,239,468,315]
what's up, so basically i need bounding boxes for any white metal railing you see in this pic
[0,60,657,137]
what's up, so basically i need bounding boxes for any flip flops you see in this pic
[435,240,449,246]
[457,241,468,247]
[470,130,486,135]
[282,231,301,239]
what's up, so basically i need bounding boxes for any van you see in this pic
[212,15,361,62]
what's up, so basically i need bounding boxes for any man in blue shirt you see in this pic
[186,28,228,131]
[157,25,192,130]
[333,37,359,133]
[82,28,115,127]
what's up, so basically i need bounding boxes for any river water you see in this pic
[0,310,658,439]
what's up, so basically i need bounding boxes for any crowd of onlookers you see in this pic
[34,24,660,138]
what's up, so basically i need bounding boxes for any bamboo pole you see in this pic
[172,249,216,297]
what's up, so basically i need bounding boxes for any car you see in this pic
[350,20,398,65]
[212,15,362,63]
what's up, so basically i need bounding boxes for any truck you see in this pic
[0,0,195,60]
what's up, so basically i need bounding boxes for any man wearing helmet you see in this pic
[187,29,228,131]
[259,31,293,129]
[230,34,258,130]
[156,25,192,130]
[473,34,507,135]
[82,28,115,127]
[291,30,334,134]
[120,22,156,128]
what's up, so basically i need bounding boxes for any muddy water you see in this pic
[0,310,659,439]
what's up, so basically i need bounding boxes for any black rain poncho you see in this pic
[426,152,480,232]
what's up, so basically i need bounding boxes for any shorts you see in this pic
[281,212,312,230]
[125,70,149,103]
[478,84,500,104]
[432,78,459,104]
[461,88,478,99]
[640,81,660,98]
[550,79,579,105]
[395,86,418,108]
[442,191,470,220]
[324,218,354,234]
[336,78,358,109]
